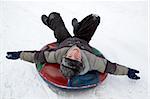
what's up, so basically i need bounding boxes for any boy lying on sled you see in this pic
[6,12,140,80]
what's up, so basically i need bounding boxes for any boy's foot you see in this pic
[72,14,100,34]
[41,12,66,31]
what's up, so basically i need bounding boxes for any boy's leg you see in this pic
[41,12,71,43]
[72,14,100,43]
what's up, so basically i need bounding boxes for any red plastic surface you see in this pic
[40,63,68,86]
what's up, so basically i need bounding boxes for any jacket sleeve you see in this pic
[20,50,57,64]
[104,60,129,75]
[87,51,129,75]
[20,51,36,63]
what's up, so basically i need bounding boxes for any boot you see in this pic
[41,12,71,43]
[41,12,68,32]
[72,18,79,34]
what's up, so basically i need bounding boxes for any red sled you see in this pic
[36,42,108,90]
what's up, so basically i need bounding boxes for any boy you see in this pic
[6,12,140,80]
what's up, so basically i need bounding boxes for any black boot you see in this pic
[72,14,100,43]
[41,12,67,31]
[41,12,71,43]
[72,18,79,34]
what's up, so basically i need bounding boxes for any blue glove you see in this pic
[128,68,140,80]
[6,51,22,60]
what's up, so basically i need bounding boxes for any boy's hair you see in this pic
[60,57,84,78]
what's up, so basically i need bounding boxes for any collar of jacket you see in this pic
[58,37,93,53]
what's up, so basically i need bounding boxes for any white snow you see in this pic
[0,0,149,99]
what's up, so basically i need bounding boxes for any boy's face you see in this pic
[65,46,82,62]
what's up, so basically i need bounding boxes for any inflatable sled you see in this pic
[36,42,107,90]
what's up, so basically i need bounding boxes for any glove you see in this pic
[6,51,22,60]
[72,18,79,34]
[127,68,140,80]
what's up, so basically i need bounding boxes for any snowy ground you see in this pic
[0,0,149,99]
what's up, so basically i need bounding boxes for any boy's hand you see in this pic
[127,68,140,80]
[6,51,22,60]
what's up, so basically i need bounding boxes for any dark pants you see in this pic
[54,14,100,43]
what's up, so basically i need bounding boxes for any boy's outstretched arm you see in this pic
[87,52,140,80]
[6,50,57,64]
[6,51,41,63]
[105,60,140,80]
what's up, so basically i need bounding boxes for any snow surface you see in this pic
[0,1,149,99]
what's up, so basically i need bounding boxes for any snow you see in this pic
[0,0,149,99]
